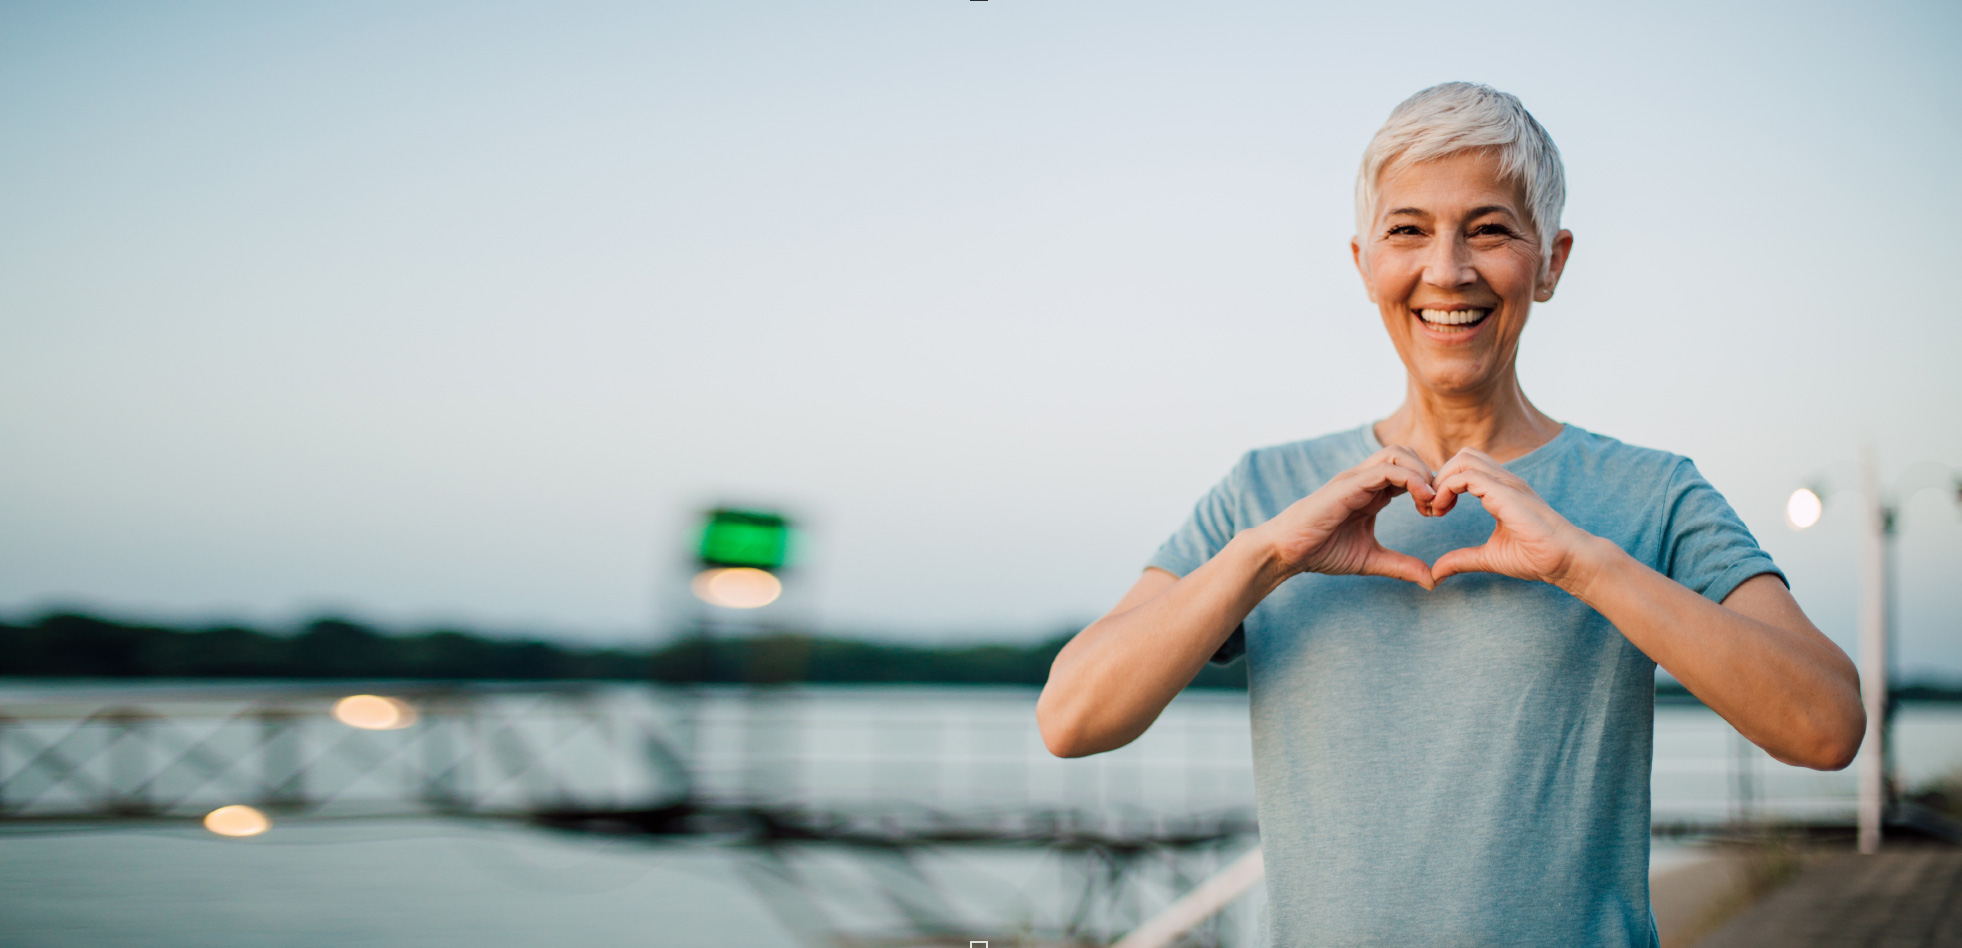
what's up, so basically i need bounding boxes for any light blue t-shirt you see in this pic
[1149,423,1781,948]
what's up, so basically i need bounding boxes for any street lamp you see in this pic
[1789,452,1962,854]
[1785,487,1823,530]
[668,507,799,682]
[693,507,795,610]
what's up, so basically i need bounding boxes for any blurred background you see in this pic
[2,1,1959,946]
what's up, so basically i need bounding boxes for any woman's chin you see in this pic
[1408,358,1502,396]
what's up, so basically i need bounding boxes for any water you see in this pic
[0,818,795,948]
[2,682,1958,947]
[0,818,1786,948]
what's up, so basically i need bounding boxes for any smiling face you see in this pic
[1351,149,1572,400]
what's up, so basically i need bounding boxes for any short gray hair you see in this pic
[1354,82,1566,258]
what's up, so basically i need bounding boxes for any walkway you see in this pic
[1695,848,1962,947]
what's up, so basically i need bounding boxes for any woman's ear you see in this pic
[1351,236,1376,303]
[1534,229,1574,302]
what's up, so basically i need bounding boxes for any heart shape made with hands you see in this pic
[1304,445,1578,592]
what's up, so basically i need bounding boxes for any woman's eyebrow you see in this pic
[1385,205,1519,220]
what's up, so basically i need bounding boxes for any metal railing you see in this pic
[0,684,1882,829]
[0,683,676,819]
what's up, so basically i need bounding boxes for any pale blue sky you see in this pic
[3,1,1960,675]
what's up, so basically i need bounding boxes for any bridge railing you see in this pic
[0,683,1867,831]
[0,683,682,819]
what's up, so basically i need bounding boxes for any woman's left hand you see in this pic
[1427,448,1599,590]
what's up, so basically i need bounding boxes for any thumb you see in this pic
[1365,548,1436,591]
[1431,545,1491,585]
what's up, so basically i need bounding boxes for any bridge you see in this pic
[0,681,1899,947]
[0,682,1261,946]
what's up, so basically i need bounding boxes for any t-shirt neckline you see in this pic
[1358,420,1580,474]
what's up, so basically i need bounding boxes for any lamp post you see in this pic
[679,507,796,678]
[1789,452,1962,854]
[693,507,793,610]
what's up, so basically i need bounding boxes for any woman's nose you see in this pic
[1421,233,1476,288]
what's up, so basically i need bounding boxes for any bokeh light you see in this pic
[692,567,783,609]
[203,804,270,837]
[1786,488,1823,530]
[332,694,418,730]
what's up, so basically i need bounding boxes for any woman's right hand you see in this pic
[1247,445,1438,589]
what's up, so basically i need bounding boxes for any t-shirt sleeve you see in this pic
[1146,454,1250,664]
[1656,459,1786,603]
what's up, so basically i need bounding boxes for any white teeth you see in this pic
[1418,308,1490,326]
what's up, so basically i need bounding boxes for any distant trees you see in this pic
[0,613,646,681]
[0,612,1252,688]
[643,632,1262,687]
[8,613,1959,699]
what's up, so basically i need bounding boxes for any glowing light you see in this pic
[697,509,792,570]
[1787,488,1823,530]
[692,567,782,609]
[332,694,418,730]
[203,804,270,837]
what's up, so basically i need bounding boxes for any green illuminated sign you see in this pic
[697,508,793,570]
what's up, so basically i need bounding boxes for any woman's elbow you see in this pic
[1780,704,1865,771]
[1797,732,1862,772]
[1817,705,1866,771]
[1816,680,1869,770]
[1036,692,1095,758]
[1039,720,1094,759]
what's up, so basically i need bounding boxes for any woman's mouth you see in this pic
[1416,308,1491,333]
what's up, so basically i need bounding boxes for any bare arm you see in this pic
[1430,449,1864,770]
[1036,447,1440,758]
[1567,557,1862,768]
[1037,549,1279,758]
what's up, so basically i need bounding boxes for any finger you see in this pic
[1364,547,1436,591]
[1346,462,1436,509]
[1374,444,1437,483]
[1431,544,1492,584]
[1429,467,1508,518]
[1433,467,1501,499]
[1436,449,1530,494]
[1428,453,1479,515]
[1437,468,1550,526]
[1430,449,1490,486]
[1378,445,1441,516]
[1420,467,1475,518]
[1428,479,1463,517]
[1434,460,1540,515]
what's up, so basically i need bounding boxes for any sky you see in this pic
[2,1,1960,675]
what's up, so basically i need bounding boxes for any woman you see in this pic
[1035,83,1863,947]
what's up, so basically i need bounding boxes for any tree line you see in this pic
[0,611,1252,688]
[8,611,1959,700]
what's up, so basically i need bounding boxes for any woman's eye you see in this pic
[1470,224,1514,238]
[1387,224,1422,236]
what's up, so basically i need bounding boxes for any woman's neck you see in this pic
[1373,373,1561,470]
